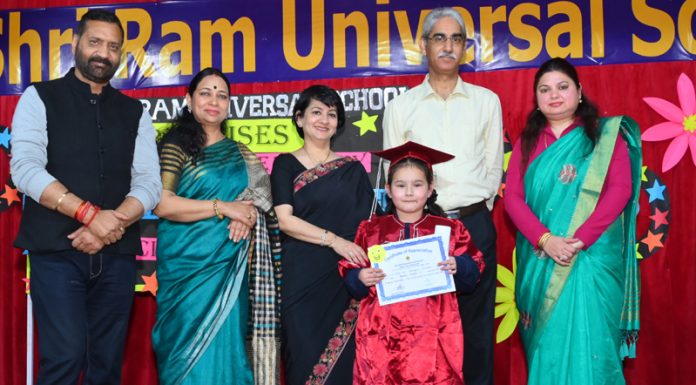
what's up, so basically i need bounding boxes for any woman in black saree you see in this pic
[271,85,373,385]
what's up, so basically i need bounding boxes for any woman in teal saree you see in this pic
[505,58,641,385]
[152,68,280,385]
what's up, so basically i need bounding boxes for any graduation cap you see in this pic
[368,141,454,220]
[373,141,455,171]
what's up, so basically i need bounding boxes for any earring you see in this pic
[536,107,540,111]
[579,94,583,103]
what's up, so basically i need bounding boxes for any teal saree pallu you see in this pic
[515,117,642,385]
[153,139,279,385]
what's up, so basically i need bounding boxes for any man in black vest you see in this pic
[10,10,161,385]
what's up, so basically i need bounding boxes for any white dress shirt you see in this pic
[383,75,503,211]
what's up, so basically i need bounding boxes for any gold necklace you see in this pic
[304,147,332,166]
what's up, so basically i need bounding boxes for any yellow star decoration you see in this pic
[352,111,378,136]
[503,150,512,172]
[641,165,648,182]
[494,248,519,343]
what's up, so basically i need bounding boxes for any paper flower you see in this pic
[642,73,696,172]
[494,249,519,343]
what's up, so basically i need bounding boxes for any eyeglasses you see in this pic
[426,33,465,46]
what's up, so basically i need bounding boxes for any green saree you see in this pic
[152,139,280,385]
[516,116,641,385]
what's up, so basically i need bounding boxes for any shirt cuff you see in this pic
[453,254,481,293]
[127,188,159,213]
[343,268,369,300]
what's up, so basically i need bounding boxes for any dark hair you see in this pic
[291,85,346,140]
[76,9,124,43]
[520,57,600,168]
[385,158,447,218]
[159,67,230,165]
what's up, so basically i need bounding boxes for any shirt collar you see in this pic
[417,74,469,100]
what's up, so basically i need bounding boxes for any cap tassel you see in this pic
[368,157,384,221]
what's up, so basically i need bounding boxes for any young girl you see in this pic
[339,141,485,385]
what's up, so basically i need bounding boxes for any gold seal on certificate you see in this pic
[371,234,455,306]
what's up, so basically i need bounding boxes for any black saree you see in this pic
[271,154,373,385]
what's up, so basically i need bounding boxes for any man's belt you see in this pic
[449,200,488,218]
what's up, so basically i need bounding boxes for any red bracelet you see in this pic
[84,206,101,227]
[74,201,89,221]
[78,203,92,223]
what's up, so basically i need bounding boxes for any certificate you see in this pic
[369,234,454,306]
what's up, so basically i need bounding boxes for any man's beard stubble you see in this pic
[74,47,119,84]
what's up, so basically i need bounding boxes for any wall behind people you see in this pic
[0,1,694,384]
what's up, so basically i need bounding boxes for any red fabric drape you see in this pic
[1,1,695,384]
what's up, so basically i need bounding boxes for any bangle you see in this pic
[538,232,552,249]
[319,229,329,246]
[327,233,337,247]
[54,191,69,211]
[84,206,101,227]
[212,198,224,220]
[74,201,89,221]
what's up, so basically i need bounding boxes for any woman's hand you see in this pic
[330,236,368,264]
[219,200,256,227]
[358,268,385,287]
[228,220,251,242]
[569,239,585,253]
[542,235,582,266]
[218,200,257,242]
[438,257,457,275]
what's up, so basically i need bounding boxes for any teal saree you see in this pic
[153,139,279,385]
[516,117,641,385]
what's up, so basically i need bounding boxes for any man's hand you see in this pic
[68,226,106,255]
[87,209,125,244]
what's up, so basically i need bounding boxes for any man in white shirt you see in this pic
[382,7,503,385]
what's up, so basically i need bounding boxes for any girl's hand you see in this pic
[331,236,368,264]
[438,257,457,275]
[228,220,251,242]
[542,236,581,266]
[219,200,256,227]
[358,268,385,287]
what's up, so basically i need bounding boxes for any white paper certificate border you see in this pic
[373,235,454,306]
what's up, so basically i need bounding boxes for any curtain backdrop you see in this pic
[1,1,694,385]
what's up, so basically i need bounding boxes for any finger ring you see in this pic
[119,226,125,232]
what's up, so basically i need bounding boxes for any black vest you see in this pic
[15,68,143,255]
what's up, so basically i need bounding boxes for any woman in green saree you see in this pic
[152,68,280,385]
[505,58,641,385]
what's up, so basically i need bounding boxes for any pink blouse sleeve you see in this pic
[504,140,550,247]
[573,135,632,248]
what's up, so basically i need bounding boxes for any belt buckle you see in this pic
[458,201,485,217]
[446,210,460,220]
